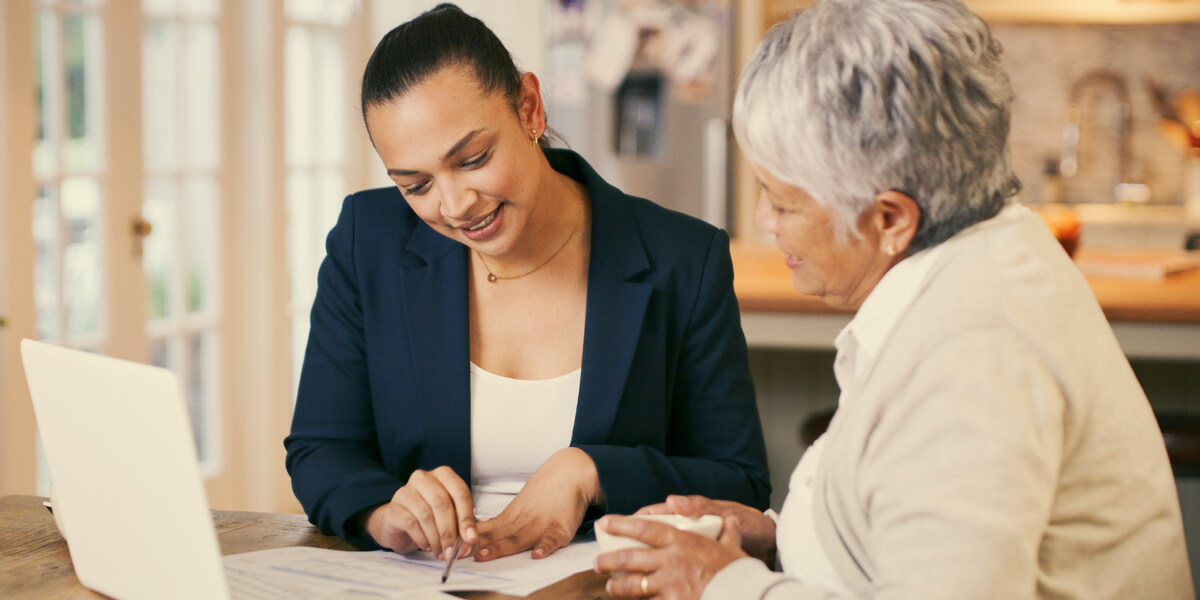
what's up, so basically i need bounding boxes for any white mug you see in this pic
[596,514,723,553]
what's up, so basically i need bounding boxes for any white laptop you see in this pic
[22,339,234,599]
[21,338,264,600]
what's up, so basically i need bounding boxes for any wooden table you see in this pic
[0,495,611,599]
[732,243,1200,361]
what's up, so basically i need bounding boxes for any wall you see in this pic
[991,23,1200,207]
[368,1,545,75]
[363,0,547,191]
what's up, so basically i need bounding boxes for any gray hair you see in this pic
[733,0,1021,250]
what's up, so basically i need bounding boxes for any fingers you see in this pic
[473,517,571,561]
[594,546,662,574]
[664,494,716,517]
[472,518,524,561]
[634,502,671,516]
[597,515,680,549]
[717,515,742,548]
[387,468,475,558]
[390,487,443,557]
[366,503,421,554]
[405,473,454,558]
[375,503,428,554]
[530,523,575,559]
[431,466,478,551]
[634,495,719,517]
[606,571,656,598]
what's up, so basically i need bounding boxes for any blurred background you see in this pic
[2,1,1198,552]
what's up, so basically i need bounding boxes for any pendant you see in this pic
[487,273,497,282]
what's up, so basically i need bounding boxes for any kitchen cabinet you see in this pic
[967,0,1200,24]
[758,0,1200,28]
[759,0,813,34]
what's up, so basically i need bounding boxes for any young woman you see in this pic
[284,3,770,564]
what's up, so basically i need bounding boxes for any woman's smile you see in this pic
[461,204,504,241]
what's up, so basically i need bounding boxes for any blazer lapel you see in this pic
[571,162,653,445]
[399,223,472,480]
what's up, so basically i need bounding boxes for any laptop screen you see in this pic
[21,339,229,600]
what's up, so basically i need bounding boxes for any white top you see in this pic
[773,435,854,594]
[469,362,581,519]
[769,229,948,595]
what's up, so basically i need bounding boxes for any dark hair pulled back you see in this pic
[362,3,553,146]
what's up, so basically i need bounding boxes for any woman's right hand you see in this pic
[365,466,478,559]
[636,495,777,565]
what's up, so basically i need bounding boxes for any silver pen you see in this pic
[440,535,464,583]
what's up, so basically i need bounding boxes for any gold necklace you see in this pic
[476,199,584,283]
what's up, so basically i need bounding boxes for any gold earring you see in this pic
[884,243,897,257]
[532,129,540,146]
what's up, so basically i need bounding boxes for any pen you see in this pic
[440,535,464,584]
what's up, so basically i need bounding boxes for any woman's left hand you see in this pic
[473,447,602,561]
[594,514,748,599]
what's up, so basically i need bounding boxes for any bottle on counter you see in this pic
[1186,151,1200,220]
[1038,157,1080,257]
[1043,157,1065,205]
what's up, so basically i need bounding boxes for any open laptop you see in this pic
[22,339,246,599]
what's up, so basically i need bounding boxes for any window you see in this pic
[141,0,223,472]
[284,0,359,395]
[33,0,105,352]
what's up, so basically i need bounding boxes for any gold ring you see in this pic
[641,574,649,596]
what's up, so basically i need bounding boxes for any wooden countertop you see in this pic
[731,243,1200,324]
[0,495,610,599]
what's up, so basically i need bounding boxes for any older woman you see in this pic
[594,0,1193,598]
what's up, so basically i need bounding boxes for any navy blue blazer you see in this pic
[285,150,770,549]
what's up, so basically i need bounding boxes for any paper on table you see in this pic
[224,547,466,599]
[441,540,599,596]
[222,541,599,599]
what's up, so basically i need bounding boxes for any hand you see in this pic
[364,466,477,559]
[594,514,748,599]
[635,495,776,565]
[473,447,603,561]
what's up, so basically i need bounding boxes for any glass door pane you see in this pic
[34,1,106,352]
[285,0,357,395]
[141,0,222,471]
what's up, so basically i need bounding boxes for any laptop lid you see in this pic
[21,339,229,600]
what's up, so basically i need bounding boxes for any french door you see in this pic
[1,0,230,503]
[3,0,370,512]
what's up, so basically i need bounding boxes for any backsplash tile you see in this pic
[993,23,1200,206]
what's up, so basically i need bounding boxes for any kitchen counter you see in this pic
[731,243,1200,360]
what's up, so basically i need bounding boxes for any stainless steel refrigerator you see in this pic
[545,0,736,230]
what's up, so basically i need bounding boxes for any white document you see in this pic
[223,541,599,599]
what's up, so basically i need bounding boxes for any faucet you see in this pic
[1059,70,1139,202]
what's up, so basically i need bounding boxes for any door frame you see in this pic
[1,0,38,497]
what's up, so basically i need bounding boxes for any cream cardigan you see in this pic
[704,206,1193,599]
